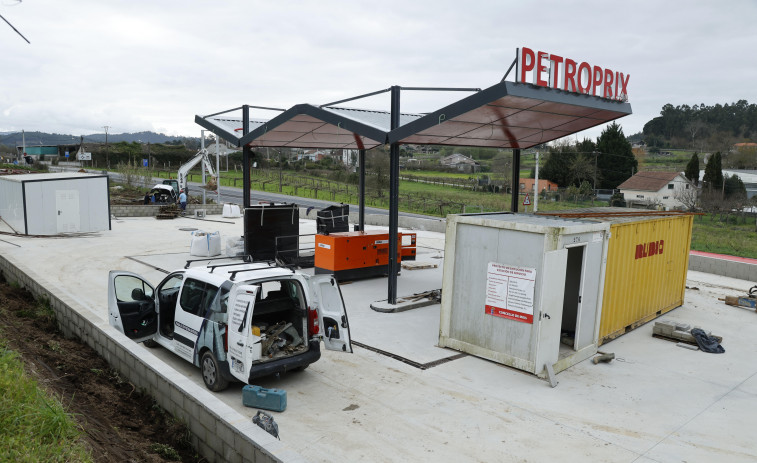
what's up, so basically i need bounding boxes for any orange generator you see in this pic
[315,230,416,281]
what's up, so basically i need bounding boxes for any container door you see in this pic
[56,189,80,233]
[307,275,353,353]
[535,249,568,375]
[108,270,157,343]
[226,284,260,383]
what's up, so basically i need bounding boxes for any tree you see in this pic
[674,187,699,211]
[684,152,700,186]
[702,151,723,192]
[595,122,637,189]
[541,141,576,187]
[723,174,747,200]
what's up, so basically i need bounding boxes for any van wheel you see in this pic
[201,351,229,392]
[142,339,158,348]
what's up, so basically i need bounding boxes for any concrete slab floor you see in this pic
[0,216,755,462]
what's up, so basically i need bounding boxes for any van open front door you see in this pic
[307,275,352,353]
[108,270,157,343]
[226,284,260,383]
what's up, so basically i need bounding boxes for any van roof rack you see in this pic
[184,255,250,269]
[228,261,295,281]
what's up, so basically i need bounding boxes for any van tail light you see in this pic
[307,306,320,337]
[223,325,229,352]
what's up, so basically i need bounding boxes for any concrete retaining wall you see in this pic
[0,254,306,463]
[112,203,225,217]
[689,254,757,281]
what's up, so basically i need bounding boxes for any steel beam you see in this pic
[388,86,401,304]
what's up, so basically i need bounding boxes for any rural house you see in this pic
[618,171,695,210]
[439,153,480,173]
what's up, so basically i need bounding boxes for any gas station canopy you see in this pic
[196,81,631,150]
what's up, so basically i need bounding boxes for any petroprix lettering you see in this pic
[635,240,664,260]
[517,47,629,101]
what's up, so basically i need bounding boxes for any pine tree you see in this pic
[684,152,699,186]
[702,151,723,191]
[595,122,637,189]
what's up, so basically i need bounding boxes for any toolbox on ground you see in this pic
[242,385,287,412]
[315,230,416,281]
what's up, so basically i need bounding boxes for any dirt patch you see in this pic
[0,272,205,463]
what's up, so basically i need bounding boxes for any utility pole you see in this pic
[103,126,111,168]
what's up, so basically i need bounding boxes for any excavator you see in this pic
[149,149,218,203]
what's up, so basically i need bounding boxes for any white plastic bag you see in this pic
[226,236,245,257]
[222,203,242,218]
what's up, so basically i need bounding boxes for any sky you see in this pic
[1,0,756,143]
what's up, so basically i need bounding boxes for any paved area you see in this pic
[1,215,755,462]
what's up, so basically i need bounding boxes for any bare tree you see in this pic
[674,187,699,211]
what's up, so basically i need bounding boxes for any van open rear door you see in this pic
[226,284,261,383]
[307,275,352,353]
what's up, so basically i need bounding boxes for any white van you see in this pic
[108,260,352,391]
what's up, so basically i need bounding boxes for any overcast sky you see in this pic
[1,0,755,143]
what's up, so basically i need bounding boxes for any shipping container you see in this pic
[0,172,111,235]
[538,208,693,345]
[439,213,610,378]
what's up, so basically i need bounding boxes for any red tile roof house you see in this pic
[519,178,559,194]
[618,171,695,210]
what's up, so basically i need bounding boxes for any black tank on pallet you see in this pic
[317,204,349,235]
[244,203,299,262]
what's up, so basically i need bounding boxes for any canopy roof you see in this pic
[196,81,631,150]
[388,81,631,148]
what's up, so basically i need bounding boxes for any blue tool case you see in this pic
[242,385,287,412]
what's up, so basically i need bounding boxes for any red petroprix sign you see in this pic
[635,240,664,260]
[516,47,629,102]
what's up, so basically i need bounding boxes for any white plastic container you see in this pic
[222,203,242,218]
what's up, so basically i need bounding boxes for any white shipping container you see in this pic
[0,172,111,235]
[440,213,610,379]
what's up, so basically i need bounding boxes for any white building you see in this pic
[618,171,695,210]
[699,169,757,199]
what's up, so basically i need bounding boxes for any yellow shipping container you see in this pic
[539,209,693,345]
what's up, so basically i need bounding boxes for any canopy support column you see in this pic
[388,86,401,304]
[242,104,251,209]
[511,148,521,213]
[358,149,366,231]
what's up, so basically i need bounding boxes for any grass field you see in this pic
[691,216,757,259]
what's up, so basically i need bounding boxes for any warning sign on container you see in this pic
[485,262,536,324]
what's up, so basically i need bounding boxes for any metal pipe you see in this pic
[388,86,401,305]
[203,106,243,119]
[320,88,391,108]
[399,87,481,92]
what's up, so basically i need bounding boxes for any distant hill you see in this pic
[0,131,198,147]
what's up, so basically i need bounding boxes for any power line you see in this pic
[0,11,30,44]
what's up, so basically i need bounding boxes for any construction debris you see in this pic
[653,320,723,349]
[401,261,438,270]
[397,289,441,304]
[720,285,757,310]
[156,204,182,220]
[592,352,615,364]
